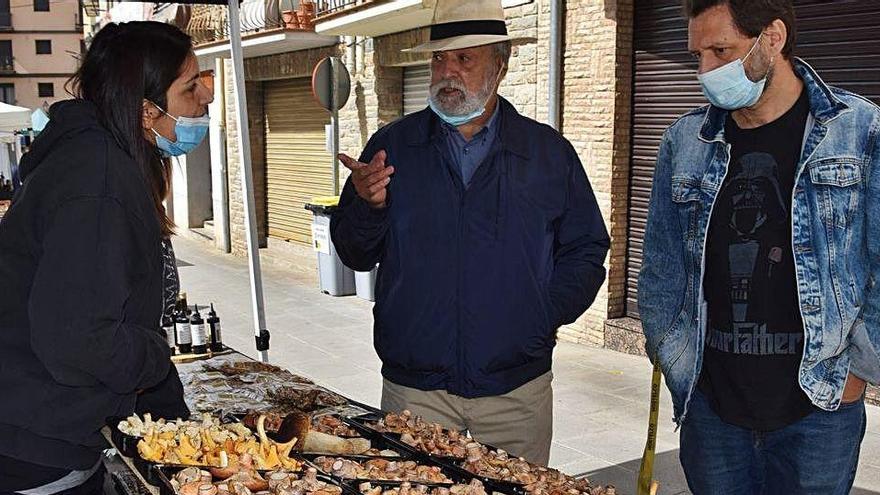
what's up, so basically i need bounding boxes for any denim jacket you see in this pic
[638,59,880,425]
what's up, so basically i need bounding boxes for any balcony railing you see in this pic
[315,0,372,19]
[0,56,14,74]
[312,0,434,37]
[186,0,317,46]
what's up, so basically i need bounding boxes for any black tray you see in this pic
[428,459,526,495]
[107,416,143,459]
[107,413,240,461]
[228,412,367,442]
[310,417,415,457]
[344,415,525,494]
[346,414,467,463]
[352,478,523,495]
[152,464,349,495]
[343,398,383,415]
[312,412,372,439]
[303,454,464,486]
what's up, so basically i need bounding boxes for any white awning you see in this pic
[0,102,32,132]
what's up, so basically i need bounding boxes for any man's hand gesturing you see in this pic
[338,150,394,209]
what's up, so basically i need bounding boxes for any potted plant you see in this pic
[299,0,315,29]
[281,0,300,29]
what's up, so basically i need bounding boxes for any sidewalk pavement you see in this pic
[173,236,880,495]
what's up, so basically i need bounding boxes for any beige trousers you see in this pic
[380,372,553,465]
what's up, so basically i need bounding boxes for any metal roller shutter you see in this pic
[404,64,431,115]
[264,78,333,245]
[625,0,880,319]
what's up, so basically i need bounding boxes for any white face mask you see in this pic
[697,33,770,110]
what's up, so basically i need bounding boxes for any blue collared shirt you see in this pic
[441,104,500,187]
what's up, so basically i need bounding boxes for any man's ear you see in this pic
[765,18,788,58]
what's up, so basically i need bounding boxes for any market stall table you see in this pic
[103,348,617,495]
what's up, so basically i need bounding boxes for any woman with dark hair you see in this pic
[0,21,212,494]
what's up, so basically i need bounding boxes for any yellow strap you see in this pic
[637,360,662,495]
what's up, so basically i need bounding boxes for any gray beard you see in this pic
[430,67,498,116]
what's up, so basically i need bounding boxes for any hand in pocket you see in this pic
[842,373,867,404]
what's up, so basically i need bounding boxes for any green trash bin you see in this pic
[305,196,355,296]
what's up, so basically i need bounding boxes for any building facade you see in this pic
[0,0,83,110]
[184,0,880,356]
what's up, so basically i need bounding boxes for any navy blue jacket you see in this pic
[331,98,609,398]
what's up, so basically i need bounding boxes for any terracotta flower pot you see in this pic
[298,9,313,29]
[298,0,315,28]
[281,9,300,29]
[300,0,316,16]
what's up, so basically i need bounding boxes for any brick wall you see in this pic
[609,0,634,322]
[498,1,541,120]
[245,45,343,81]
[224,59,267,257]
[337,36,402,167]
[555,0,633,347]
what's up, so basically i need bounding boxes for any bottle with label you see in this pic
[207,303,224,352]
[174,298,192,354]
[190,305,208,354]
[161,316,176,355]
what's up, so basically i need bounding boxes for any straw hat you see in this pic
[403,0,533,53]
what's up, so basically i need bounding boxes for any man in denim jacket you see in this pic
[639,0,879,492]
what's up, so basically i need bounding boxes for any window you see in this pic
[35,40,51,54]
[0,40,12,71]
[0,83,13,103]
[33,0,49,12]
[37,82,53,97]
[0,83,13,104]
[0,0,11,28]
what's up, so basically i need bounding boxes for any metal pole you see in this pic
[548,0,563,131]
[228,0,270,362]
[330,57,340,195]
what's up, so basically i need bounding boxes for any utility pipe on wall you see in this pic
[548,0,564,131]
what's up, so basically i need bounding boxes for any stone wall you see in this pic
[555,0,633,347]
[224,59,268,257]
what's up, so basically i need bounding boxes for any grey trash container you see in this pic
[355,265,378,301]
[305,198,355,296]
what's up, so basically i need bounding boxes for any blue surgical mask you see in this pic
[698,34,770,111]
[428,65,505,127]
[149,102,210,157]
[429,98,486,127]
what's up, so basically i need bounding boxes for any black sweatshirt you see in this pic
[0,100,176,477]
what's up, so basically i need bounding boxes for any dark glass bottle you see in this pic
[174,298,192,354]
[207,303,224,353]
[190,305,208,354]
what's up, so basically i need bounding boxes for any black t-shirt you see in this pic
[698,89,815,431]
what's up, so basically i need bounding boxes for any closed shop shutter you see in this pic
[626,0,880,318]
[403,64,431,115]
[264,77,333,245]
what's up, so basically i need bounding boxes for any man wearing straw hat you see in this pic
[331,0,609,464]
